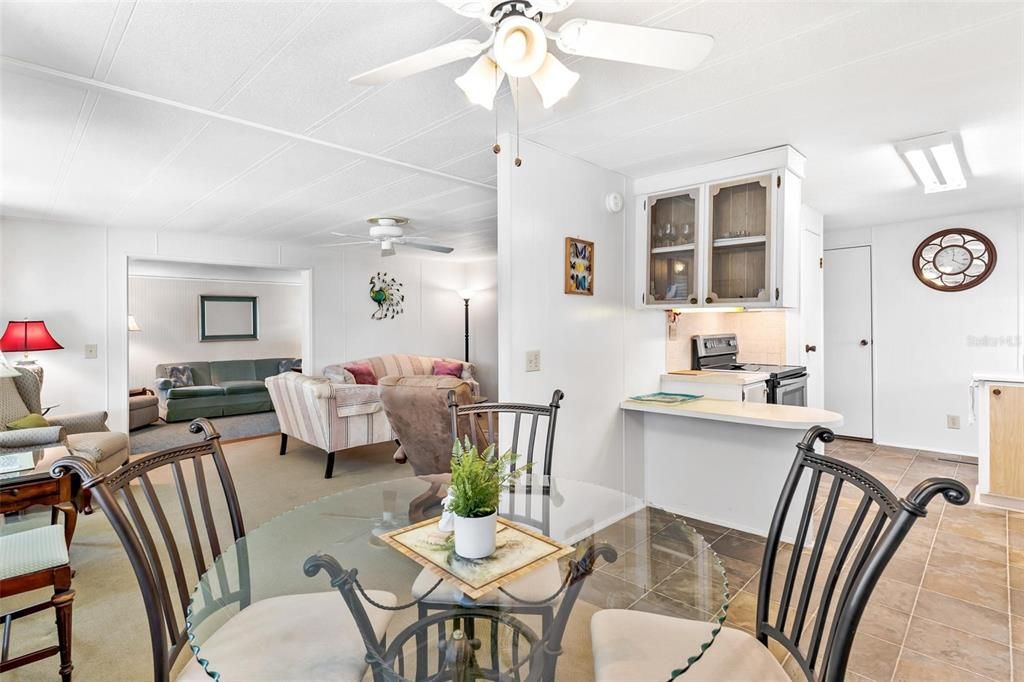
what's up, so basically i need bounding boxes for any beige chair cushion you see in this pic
[67,431,128,464]
[0,525,69,579]
[177,589,396,682]
[590,609,789,682]
[411,559,562,606]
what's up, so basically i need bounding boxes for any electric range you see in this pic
[691,333,808,406]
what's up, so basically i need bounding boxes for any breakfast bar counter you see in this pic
[622,398,843,539]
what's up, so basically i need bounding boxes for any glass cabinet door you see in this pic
[647,188,699,305]
[708,174,772,303]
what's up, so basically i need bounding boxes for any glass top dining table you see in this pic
[186,475,729,680]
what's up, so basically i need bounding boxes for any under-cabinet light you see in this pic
[670,307,746,314]
[895,132,967,194]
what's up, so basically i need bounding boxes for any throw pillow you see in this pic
[277,359,302,374]
[6,413,49,430]
[343,363,378,385]
[167,365,194,388]
[432,359,464,378]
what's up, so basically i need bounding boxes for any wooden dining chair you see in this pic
[590,425,970,681]
[50,418,396,682]
[0,525,74,681]
[306,542,616,682]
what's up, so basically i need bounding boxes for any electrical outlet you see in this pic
[525,350,541,372]
[84,344,98,359]
[947,414,961,430]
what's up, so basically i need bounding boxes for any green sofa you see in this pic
[154,358,299,422]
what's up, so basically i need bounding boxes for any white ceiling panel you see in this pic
[104,2,311,107]
[3,1,1022,249]
[0,1,118,77]
[0,72,87,219]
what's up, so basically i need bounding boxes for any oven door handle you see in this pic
[775,375,807,387]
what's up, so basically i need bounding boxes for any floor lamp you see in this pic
[458,290,474,362]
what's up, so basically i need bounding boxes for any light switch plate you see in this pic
[84,344,98,359]
[946,414,960,429]
[526,350,541,372]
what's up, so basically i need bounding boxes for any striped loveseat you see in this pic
[265,373,393,479]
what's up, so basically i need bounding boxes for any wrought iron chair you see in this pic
[590,425,970,682]
[409,390,567,639]
[51,418,396,682]
[305,542,616,682]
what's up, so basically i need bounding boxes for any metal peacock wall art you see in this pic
[369,272,405,320]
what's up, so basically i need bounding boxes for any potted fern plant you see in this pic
[445,437,526,559]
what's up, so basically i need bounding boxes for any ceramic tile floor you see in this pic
[576,439,1018,681]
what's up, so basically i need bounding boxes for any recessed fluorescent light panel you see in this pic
[895,132,968,194]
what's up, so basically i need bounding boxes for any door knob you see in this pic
[993,388,1002,396]
[805,345,817,353]
[859,339,869,346]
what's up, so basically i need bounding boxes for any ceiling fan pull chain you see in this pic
[514,78,523,167]
[492,64,501,155]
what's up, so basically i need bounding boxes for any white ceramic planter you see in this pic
[453,512,497,559]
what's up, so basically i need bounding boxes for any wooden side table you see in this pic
[0,446,77,546]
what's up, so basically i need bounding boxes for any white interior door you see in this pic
[800,230,824,408]
[824,246,873,439]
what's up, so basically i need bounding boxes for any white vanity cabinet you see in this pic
[634,146,805,309]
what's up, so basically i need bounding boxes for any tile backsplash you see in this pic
[666,310,788,370]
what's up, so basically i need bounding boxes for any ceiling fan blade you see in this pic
[435,0,491,19]
[404,241,455,254]
[555,19,714,71]
[350,39,488,86]
[324,240,377,247]
[381,245,397,257]
[528,0,575,15]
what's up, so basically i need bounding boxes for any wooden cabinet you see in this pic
[987,384,1024,499]
[647,187,700,305]
[634,146,804,310]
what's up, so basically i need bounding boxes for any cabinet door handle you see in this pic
[805,345,817,353]
[705,297,713,304]
[993,388,1002,396]
[859,339,869,346]
[689,297,698,305]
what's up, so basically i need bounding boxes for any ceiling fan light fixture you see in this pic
[530,53,579,108]
[455,55,505,110]
[493,15,547,78]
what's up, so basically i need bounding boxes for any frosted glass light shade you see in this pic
[530,53,579,108]
[455,55,504,110]
[493,16,547,78]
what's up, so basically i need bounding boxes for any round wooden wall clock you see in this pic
[913,228,996,292]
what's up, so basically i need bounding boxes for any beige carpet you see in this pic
[0,435,600,682]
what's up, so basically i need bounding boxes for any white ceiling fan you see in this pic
[327,217,455,257]
[349,0,714,110]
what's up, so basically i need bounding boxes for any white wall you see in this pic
[127,274,304,388]
[497,136,633,491]
[0,217,497,430]
[824,207,1022,455]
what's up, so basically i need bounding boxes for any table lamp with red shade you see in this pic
[0,320,64,367]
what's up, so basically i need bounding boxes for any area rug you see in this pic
[129,411,281,454]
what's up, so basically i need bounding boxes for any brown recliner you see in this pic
[378,375,475,475]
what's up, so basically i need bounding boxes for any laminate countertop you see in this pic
[621,398,843,430]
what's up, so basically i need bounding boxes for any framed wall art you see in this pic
[199,295,259,341]
[564,237,594,296]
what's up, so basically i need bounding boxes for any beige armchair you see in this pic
[0,366,128,512]
[378,375,475,476]
[266,372,394,479]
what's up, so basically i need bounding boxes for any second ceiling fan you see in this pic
[328,217,455,257]
[350,0,714,110]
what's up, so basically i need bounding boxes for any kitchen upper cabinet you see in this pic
[634,146,804,310]
[647,187,700,305]
[708,174,772,304]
